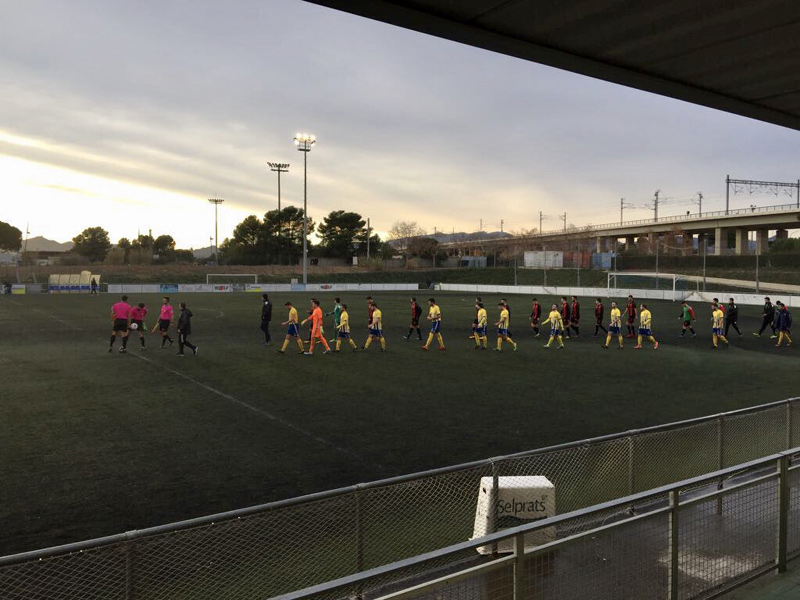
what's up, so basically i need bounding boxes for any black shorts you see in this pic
[113,318,128,332]
[131,320,143,331]
[159,319,171,331]
[683,320,691,327]
[411,319,420,327]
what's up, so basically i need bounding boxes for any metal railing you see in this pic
[280,449,800,600]
[443,202,800,246]
[1,398,799,599]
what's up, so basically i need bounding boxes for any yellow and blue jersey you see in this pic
[429,304,442,332]
[712,309,725,333]
[287,306,300,336]
[545,310,564,334]
[371,308,383,334]
[476,307,488,335]
[498,308,510,335]
[338,310,351,337]
[609,307,622,333]
[639,309,653,334]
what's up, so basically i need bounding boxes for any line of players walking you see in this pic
[105,291,793,357]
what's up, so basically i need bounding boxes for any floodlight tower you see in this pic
[293,133,316,285]
[208,198,225,264]
[267,162,290,211]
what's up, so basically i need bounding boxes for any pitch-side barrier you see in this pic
[103,283,419,294]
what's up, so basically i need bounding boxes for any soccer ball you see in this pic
[129,322,139,331]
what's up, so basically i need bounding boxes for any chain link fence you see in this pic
[1,398,799,599]
[284,450,800,600]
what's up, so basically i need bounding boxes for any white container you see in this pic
[472,476,556,554]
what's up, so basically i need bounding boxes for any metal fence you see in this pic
[281,449,800,600]
[1,398,800,599]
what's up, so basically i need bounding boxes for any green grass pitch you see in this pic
[0,290,796,555]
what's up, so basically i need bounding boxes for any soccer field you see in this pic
[0,290,796,556]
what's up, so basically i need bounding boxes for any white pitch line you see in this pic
[133,353,381,469]
[30,307,83,331]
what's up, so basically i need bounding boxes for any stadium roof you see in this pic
[305,0,800,132]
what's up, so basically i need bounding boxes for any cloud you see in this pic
[1,0,799,247]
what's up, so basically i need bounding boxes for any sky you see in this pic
[2,0,800,249]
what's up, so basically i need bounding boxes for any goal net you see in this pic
[206,274,258,284]
[607,271,691,293]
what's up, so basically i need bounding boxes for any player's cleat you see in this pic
[494,348,501,352]
[653,342,659,350]
[542,344,549,348]
[175,352,184,356]
[556,345,562,350]
[323,350,331,354]
[438,347,446,351]
[421,346,428,351]
[602,345,609,349]
[276,350,285,354]
[692,333,697,338]
[193,347,199,355]
[634,345,643,349]
[473,346,480,350]
[303,351,312,356]
[513,346,517,351]
[752,332,760,337]
[119,347,126,353]
[771,334,778,339]
[108,347,113,353]
[140,347,146,351]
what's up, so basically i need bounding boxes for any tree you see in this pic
[72,227,112,262]
[153,235,176,263]
[0,221,22,252]
[129,234,154,265]
[317,210,366,259]
[388,220,426,265]
[117,237,131,264]
[223,207,315,265]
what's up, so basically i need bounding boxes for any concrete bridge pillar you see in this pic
[776,229,789,240]
[714,227,727,255]
[595,237,604,253]
[625,235,635,250]
[755,230,769,254]
[734,229,748,255]
[681,234,693,256]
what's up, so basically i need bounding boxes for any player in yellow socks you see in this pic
[474,302,488,349]
[335,303,358,352]
[711,304,729,349]
[775,302,793,348]
[364,302,387,351]
[422,298,445,350]
[542,304,565,349]
[495,302,517,351]
[602,301,624,349]
[634,304,659,349]
[277,301,305,354]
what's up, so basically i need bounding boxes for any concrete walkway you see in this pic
[723,565,800,599]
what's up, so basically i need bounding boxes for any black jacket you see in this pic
[726,304,738,322]
[261,300,272,321]
[764,301,775,318]
[177,308,193,335]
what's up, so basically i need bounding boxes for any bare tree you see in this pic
[388,221,426,266]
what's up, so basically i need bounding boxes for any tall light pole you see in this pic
[293,133,316,285]
[267,162,289,211]
[208,198,224,264]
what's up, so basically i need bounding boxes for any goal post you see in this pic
[206,274,258,284]
[607,271,690,299]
